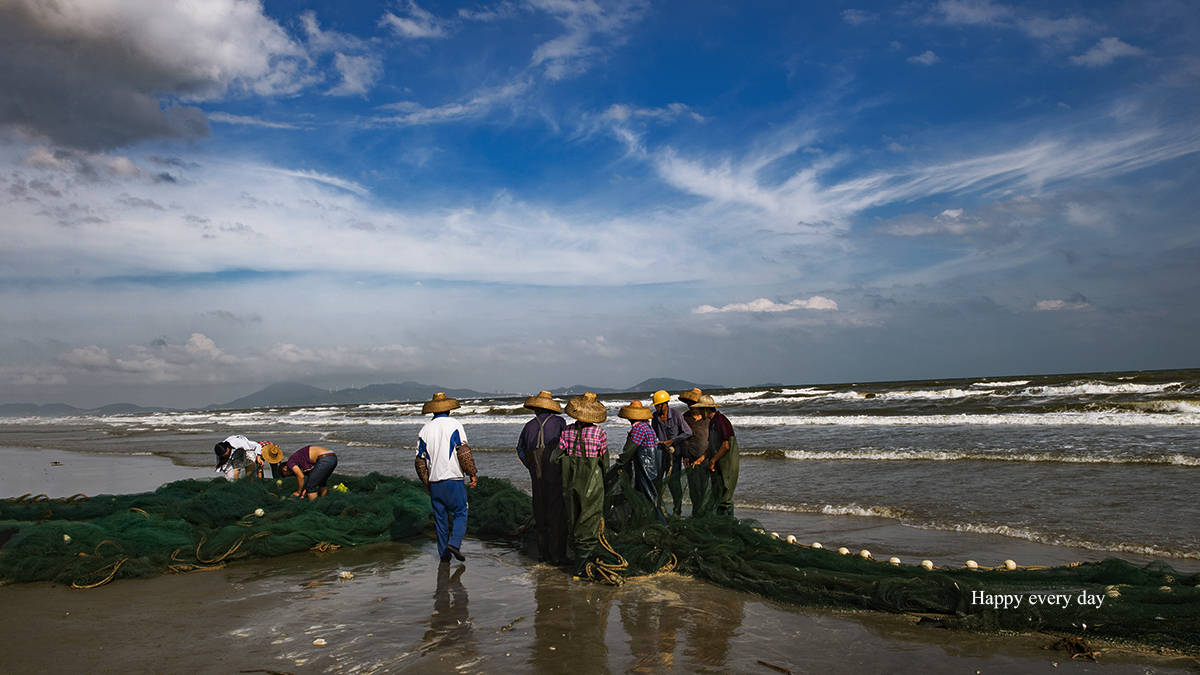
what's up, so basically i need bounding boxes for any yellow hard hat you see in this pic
[652,390,670,406]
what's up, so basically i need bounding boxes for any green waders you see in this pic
[713,436,739,516]
[559,452,607,575]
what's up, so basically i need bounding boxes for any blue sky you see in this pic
[1,0,1198,408]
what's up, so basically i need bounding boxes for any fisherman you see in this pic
[672,389,710,517]
[557,392,609,577]
[516,390,570,565]
[285,444,338,500]
[649,389,692,517]
[416,392,478,563]
[693,395,739,516]
[618,399,667,525]
[213,434,266,480]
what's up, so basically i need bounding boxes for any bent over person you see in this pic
[286,445,338,500]
[416,392,478,563]
[558,392,608,577]
[516,390,569,566]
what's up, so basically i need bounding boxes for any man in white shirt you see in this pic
[416,393,477,563]
[213,434,264,480]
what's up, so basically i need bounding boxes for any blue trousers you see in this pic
[429,479,469,558]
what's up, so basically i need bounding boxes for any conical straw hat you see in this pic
[524,390,562,413]
[618,400,652,420]
[565,392,607,424]
[422,392,460,414]
[679,387,703,404]
[690,394,721,408]
[260,442,283,464]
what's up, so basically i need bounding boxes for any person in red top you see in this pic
[693,395,739,516]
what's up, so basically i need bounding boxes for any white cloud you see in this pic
[908,50,941,66]
[933,0,1012,27]
[1071,37,1147,68]
[370,81,531,127]
[528,0,649,80]
[207,112,301,129]
[381,1,450,38]
[842,9,877,25]
[693,297,838,314]
[327,53,384,97]
[0,0,317,150]
[1033,296,1095,311]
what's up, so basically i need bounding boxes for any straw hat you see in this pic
[524,390,562,413]
[679,388,703,405]
[690,394,721,408]
[618,400,653,420]
[565,392,607,424]
[260,442,284,464]
[422,392,460,414]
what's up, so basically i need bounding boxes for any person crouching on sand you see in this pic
[286,445,338,500]
[416,392,478,563]
[558,392,609,577]
[213,434,265,480]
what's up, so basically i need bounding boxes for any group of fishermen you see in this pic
[218,387,738,576]
[512,388,739,576]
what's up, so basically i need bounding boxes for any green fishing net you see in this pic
[0,474,527,588]
[2,467,1198,656]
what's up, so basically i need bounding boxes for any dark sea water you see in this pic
[3,368,1198,562]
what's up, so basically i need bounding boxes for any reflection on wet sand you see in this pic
[618,575,746,673]
[530,566,613,674]
[415,561,477,668]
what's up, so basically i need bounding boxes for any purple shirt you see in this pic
[285,446,316,473]
[517,411,566,453]
[559,422,608,458]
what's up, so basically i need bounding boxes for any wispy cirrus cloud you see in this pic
[1071,37,1147,68]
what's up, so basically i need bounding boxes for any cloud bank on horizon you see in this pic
[1,0,1198,408]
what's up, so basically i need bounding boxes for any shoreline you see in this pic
[2,445,1199,673]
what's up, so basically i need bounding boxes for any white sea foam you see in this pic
[777,449,1200,465]
[726,411,1200,427]
[971,380,1030,388]
[932,522,1200,560]
[1019,381,1182,397]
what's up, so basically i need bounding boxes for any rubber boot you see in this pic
[572,547,593,578]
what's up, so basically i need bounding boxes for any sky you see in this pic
[1,0,1198,409]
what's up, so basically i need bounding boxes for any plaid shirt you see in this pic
[629,420,657,448]
[560,422,608,458]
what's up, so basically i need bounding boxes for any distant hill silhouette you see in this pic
[551,378,724,397]
[207,381,491,410]
[0,402,165,417]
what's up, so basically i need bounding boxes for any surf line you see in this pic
[970,589,1105,610]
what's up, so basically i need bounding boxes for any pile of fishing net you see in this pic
[0,474,529,588]
[584,463,1200,656]
[3,467,1198,656]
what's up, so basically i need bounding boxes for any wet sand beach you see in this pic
[1,447,1198,674]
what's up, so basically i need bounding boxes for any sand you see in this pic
[1,447,1197,674]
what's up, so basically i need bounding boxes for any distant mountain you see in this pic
[627,378,725,393]
[549,384,623,396]
[208,381,491,410]
[0,402,163,417]
[207,382,329,410]
[550,378,724,397]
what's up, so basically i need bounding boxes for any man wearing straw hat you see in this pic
[516,391,569,566]
[557,392,609,576]
[618,399,668,525]
[692,395,739,516]
[416,392,478,563]
[670,388,709,517]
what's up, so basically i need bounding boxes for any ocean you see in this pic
[3,367,1198,566]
